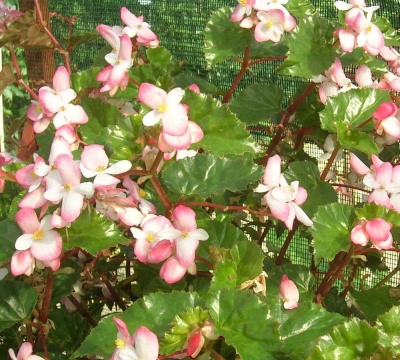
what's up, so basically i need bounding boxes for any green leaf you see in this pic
[356,203,400,227]
[70,67,102,93]
[173,73,222,95]
[210,241,265,292]
[309,318,379,359]
[279,15,336,79]
[48,306,91,356]
[65,31,99,49]
[183,91,260,155]
[336,122,379,154]
[0,281,38,331]
[74,291,203,358]
[196,217,248,269]
[51,259,82,306]
[0,219,20,262]
[147,46,181,76]
[285,0,317,17]
[161,154,262,198]
[103,115,143,162]
[320,88,391,131]
[377,306,400,355]
[80,98,123,143]
[375,16,400,47]
[204,7,249,68]
[284,161,338,218]
[62,210,127,255]
[229,84,284,125]
[208,289,281,359]
[249,38,288,59]
[310,203,356,262]
[351,287,400,323]
[279,302,345,359]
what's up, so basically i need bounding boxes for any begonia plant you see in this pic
[1,0,400,359]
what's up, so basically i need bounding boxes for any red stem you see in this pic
[222,46,250,104]
[33,0,71,73]
[248,55,287,66]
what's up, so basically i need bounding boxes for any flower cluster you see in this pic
[254,154,313,230]
[138,83,204,159]
[131,205,209,283]
[231,0,296,43]
[96,7,158,96]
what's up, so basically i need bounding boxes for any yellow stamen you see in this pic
[139,189,146,197]
[265,21,273,28]
[32,229,44,241]
[35,104,42,113]
[97,165,106,172]
[64,184,71,190]
[366,25,372,32]
[239,0,246,5]
[157,103,168,113]
[147,234,155,242]
[115,339,125,349]
[182,232,189,238]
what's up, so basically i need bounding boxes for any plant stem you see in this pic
[67,294,98,327]
[195,254,214,269]
[33,0,71,73]
[176,201,248,212]
[248,55,287,66]
[149,176,172,216]
[98,270,127,311]
[276,220,299,265]
[210,349,226,360]
[320,145,340,181]
[374,257,400,288]
[222,46,250,104]
[9,49,38,99]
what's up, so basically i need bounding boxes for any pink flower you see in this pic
[254,10,286,43]
[168,205,209,267]
[8,342,44,360]
[279,274,299,309]
[230,0,255,22]
[14,208,62,263]
[159,255,196,284]
[138,83,189,137]
[254,155,313,230]
[121,7,158,46]
[351,218,393,250]
[80,144,131,188]
[44,155,95,222]
[130,215,174,264]
[111,318,159,360]
[38,66,88,129]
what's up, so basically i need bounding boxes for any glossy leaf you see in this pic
[285,0,316,17]
[0,10,36,47]
[229,84,284,125]
[377,305,400,354]
[320,88,391,131]
[284,161,338,218]
[161,153,262,198]
[309,318,379,359]
[74,291,203,358]
[207,289,281,359]
[196,216,248,269]
[210,240,265,292]
[70,67,102,93]
[279,302,345,359]
[351,287,400,323]
[0,281,38,332]
[356,203,400,227]
[204,7,249,68]
[310,203,356,262]
[147,46,181,76]
[173,73,222,95]
[336,122,379,154]
[80,98,123,143]
[279,15,336,79]
[183,91,260,155]
[62,210,127,255]
[0,219,20,262]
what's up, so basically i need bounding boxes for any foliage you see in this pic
[1,0,400,359]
